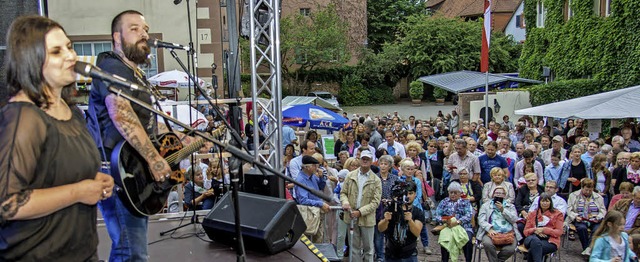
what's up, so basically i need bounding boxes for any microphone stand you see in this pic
[161,0,200,237]
[107,85,332,258]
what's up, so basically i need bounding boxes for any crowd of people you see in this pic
[4,11,640,262]
[278,112,640,262]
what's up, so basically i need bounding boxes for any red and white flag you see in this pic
[480,0,492,73]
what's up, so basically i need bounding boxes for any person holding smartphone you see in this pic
[476,186,521,262]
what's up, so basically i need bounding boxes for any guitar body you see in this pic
[111,132,186,217]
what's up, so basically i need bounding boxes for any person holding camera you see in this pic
[377,181,424,262]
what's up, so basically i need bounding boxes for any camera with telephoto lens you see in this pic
[390,181,410,205]
[385,180,413,244]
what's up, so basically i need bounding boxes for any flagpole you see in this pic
[485,71,489,124]
[481,0,491,125]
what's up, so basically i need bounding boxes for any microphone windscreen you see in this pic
[147,38,156,47]
[74,61,91,76]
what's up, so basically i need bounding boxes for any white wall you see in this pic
[48,1,205,81]
[504,2,526,43]
[470,91,531,123]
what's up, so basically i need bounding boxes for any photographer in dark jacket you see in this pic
[377,181,425,262]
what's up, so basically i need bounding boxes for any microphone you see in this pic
[147,38,190,51]
[74,61,142,91]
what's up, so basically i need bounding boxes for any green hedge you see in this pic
[521,0,640,91]
[527,79,605,106]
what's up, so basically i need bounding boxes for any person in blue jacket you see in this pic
[589,210,637,262]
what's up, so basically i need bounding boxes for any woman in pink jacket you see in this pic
[523,193,564,262]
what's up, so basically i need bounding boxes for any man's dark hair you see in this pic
[358,133,370,142]
[405,180,417,192]
[486,141,499,148]
[300,139,313,151]
[111,10,144,44]
[523,149,534,158]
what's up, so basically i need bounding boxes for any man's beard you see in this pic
[121,36,150,65]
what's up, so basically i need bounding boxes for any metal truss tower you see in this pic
[248,0,283,181]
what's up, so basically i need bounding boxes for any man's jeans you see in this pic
[98,194,149,262]
[374,227,385,260]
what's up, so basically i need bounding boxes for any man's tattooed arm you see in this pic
[105,94,171,180]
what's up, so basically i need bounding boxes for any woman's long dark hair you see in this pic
[535,192,555,221]
[4,15,74,109]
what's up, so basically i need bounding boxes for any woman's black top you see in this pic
[515,185,544,214]
[0,102,101,261]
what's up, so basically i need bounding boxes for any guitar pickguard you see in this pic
[157,134,182,156]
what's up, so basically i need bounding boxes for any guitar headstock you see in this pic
[210,125,226,137]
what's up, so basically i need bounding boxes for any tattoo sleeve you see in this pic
[105,94,166,172]
[158,122,196,146]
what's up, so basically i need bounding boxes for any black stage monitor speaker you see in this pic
[203,191,306,254]
[243,167,281,198]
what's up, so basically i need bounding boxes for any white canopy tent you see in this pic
[282,96,342,111]
[515,85,640,119]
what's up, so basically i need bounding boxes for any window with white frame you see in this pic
[536,0,546,27]
[606,0,611,16]
[72,41,158,77]
[567,0,574,19]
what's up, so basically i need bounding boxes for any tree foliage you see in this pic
[395,15,521,78]
[367,0,425,53]
[280,4,351,95]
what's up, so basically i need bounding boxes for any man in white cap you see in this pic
[341,150,382,261]
[541,135,568,166]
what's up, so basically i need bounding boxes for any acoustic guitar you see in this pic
[110,126,225,216]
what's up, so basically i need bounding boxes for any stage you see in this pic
[96,210,322,261]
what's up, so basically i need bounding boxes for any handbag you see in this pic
[487,209,515,246]
[490,231,515,246]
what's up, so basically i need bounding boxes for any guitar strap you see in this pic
[112,52,174,138]
[87,102,109,168]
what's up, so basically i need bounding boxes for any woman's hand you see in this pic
[495,201,504,212]
[95,172,114,192]
[534,227,545,235]
[567,177,577,183]
[73,172,115,205]
[488,229,497,237]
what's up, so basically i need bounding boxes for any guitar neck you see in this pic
[165,127,224,166]
[166,139,205,166]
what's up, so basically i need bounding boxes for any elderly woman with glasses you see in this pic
[482,167,516,204]
[434,182,474,262]
[184,165,216,210]
[566,178,606,256]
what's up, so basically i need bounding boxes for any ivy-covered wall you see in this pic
[521,0,640,93]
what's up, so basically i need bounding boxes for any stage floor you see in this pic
[97,210,320,261]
